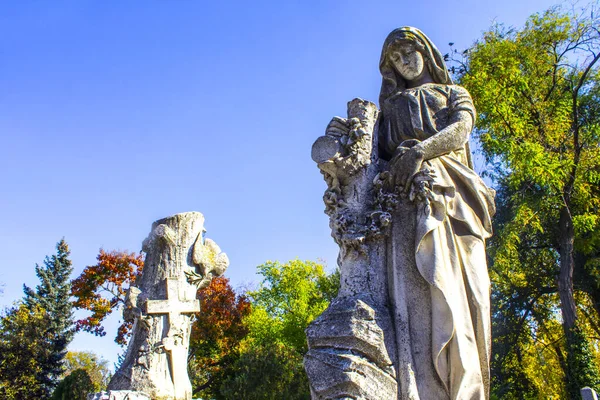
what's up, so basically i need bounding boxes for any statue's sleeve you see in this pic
[449,85,476,125]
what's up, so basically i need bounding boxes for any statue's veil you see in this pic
[379,26,452,106]
[378,26,473,169]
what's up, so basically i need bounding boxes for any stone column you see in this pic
[304,99,398,399]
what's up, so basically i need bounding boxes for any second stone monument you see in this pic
[104,211,229,400]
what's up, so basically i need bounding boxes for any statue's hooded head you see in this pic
[379,27,451,106]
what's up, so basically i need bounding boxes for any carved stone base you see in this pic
[305,297,397,399]
[87,391,151,400]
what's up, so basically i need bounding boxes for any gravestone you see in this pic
[89,212,228,400]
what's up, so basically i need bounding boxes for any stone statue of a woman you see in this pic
[306,27,495,400]
[379,27,495,400]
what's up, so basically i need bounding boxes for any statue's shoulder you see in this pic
[416,84,469,105]
[447,84,472,98]
[445,84,475,110]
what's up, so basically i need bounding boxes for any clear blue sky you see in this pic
[0,0,559,366]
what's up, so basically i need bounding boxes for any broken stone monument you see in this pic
[89,212,228,400]
[305,27,495,400]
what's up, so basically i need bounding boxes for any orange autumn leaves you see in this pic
[189,277,251,393]
[71,250,144,345]
[193,276,250,352]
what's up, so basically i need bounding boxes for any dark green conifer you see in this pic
[23,239,74,398]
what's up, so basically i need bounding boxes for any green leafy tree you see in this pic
[455,4,600,398]
[0,303,51,399]
[63,351,111,392]
[218,260,339,399]
[22,239,75,397]
[246,259,340,353]
[51,369,94,400]
[220,343,309,400]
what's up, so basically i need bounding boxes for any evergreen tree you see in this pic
[23,239,75,397]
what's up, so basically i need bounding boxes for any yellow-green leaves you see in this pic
[246,259,339,353]
[459,5,600,398]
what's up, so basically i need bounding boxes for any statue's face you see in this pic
[389,41,425,82]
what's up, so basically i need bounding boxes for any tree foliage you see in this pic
[216,260,339,399]
[455,4,600,398]
[0,303,51,400]
[188,259,339,399]
[51,369,94,400]
[69,249,339,399]
[71,249,144,345]
[189,276,251,399]
[245,259,340,353]
[22,239,75,397]
[219,343,310,400]
[63,351,111,392]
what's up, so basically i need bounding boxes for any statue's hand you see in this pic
[326,116,350,137]
[391,147,424,193]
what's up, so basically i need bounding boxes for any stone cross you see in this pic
[146,278,201,325]
[146,278,200,399]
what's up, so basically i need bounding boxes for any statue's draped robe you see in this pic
[380,84,495,400]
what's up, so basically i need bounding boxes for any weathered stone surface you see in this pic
[305,99,397,399]
[305,350,397,399]
[306,27,495,400]
[88,391,151,400]
[306,298,394,371]
[102,212,228,400]
[312,135,342,164]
